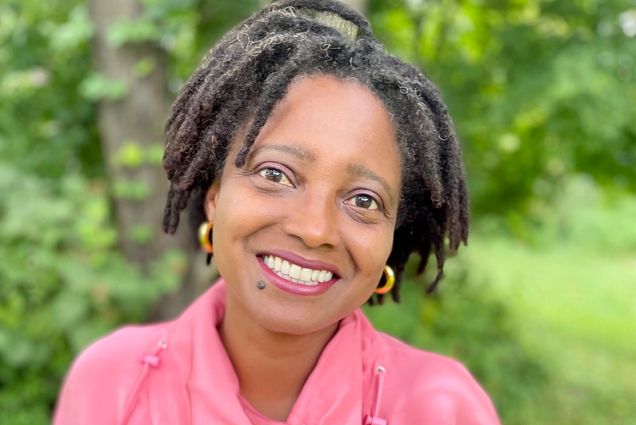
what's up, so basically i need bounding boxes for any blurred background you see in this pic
[0,0,634,423]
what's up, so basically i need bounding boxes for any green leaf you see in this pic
[80,73,128,101]
[112,179,151,200]
[107,19,162,47]
[114,141,145,169]
[144,143,164,165]
[134,56,157,77]
[49,5,94,52]
[131,224,154,245]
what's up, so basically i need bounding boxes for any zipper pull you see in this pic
[364,365,387,425]
[140,338,167,368]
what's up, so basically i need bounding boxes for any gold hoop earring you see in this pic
[374,265,395,295]
[198,221,213,254]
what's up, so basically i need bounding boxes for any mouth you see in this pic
[256,251,340,295]
[259,254,335,286]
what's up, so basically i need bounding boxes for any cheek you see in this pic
[350,225,395,282]
[209,190,252,269]
[210,185,281,266]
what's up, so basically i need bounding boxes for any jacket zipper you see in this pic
[119,336,167,425]
[364,364,388,425]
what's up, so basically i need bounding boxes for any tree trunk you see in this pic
[88,0,213,320]
[88,0,171,264]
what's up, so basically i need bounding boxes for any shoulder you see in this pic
[54,324,166,425]
[74,324,165,366]
[375,332,500,425]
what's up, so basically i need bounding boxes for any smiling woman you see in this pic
[210,75,401,338]
[54,1,500,424]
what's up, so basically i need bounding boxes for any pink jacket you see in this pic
[55,280,500,425]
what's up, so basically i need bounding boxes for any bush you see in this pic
[0,163,183,424]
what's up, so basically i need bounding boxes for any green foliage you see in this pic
[114,142,146,168]
[370,0,636,217]
[112,178,152,200]
[80,73,129,101]
[0,1,100,179]
[463,188,636,424]
[490,175,636,251]
[114,142,166,168]
[0,163,183,424]
[134,56,158,77]
[108,19,163,47]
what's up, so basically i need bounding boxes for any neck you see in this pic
[219,295,338,421]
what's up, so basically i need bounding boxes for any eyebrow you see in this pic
[248,144,397,205]
[346,163,396,205]
[248,144,316,162]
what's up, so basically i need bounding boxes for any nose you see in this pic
[281,189,340,249]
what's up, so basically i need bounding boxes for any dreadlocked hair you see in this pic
[163,0,469,304]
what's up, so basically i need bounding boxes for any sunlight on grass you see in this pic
[462,234,636,423]
[467,239,636,355]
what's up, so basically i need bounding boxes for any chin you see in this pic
[257,309,342,336]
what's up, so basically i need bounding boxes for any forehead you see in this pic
[225,74,402,202]
[254,74,399,162]
[266,74,394,135]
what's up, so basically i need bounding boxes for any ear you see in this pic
[203,181,221,223]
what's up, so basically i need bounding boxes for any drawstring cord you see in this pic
[364,365,388,425]
[119,337,167,425]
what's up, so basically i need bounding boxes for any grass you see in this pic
[462,235,636,424]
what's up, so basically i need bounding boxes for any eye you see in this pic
[258,167,294,187]
[344,193,379,210]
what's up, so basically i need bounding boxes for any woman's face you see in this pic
[205,74,402,335]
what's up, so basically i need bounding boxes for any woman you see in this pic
[55,1,500,424]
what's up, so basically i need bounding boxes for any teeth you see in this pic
[318,270,332,282]
[289,264,301,279]
[261,255,335,286]
[300,268,312,281]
